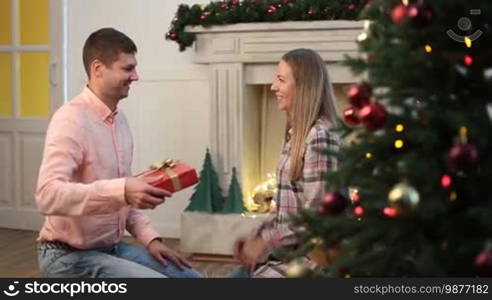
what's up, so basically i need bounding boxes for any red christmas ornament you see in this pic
[391,4,408,24]
[267,5,277,13]
[464,55,473,66]
[347,4,356,10]
[354,206,364,216]
[440,174,452,188]
[359,102,387,131]
[232,0,239,4]
[199,13,207,20]
[347,82,372,108]
[475,249,492,277]
[343,107,361,126]
[448,142,479,171]
[350,191,361,203]
[307,9,314,15]
[318,192,348,215]
[383,206,398,218]
[166,31,177,41]
[407,2,434,27]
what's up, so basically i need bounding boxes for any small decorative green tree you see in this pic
[221,167,246,214]
[185,149,224,212]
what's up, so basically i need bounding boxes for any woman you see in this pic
[232,48,341,277]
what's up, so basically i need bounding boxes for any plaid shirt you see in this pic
[258,118,341,247]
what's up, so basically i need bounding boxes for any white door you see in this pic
[0,0,65,230]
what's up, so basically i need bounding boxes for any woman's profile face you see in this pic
[271,60,295,112]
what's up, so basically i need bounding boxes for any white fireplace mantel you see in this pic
[186,20,364,192]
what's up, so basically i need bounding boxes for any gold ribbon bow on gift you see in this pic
[150,159,181,191]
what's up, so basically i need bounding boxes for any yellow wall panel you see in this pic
[0,53,13,117]
[20,0,49,45]
[20,52,50,117]
[0,0,12,45]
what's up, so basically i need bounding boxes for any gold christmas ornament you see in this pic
[245,173,277,213]
[308,243,341,267]
[286,261,309,278]
[308,247,329,267]
[310,237,324,246]
[388,183,420,210]
[252,191,274,213]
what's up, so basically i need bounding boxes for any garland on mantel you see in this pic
[166,0,370,51]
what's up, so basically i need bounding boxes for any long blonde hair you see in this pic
[282,48,339,181]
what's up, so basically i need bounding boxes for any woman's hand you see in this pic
[234,235,269,272]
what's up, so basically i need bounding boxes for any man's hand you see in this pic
[124,177,171,209]
[147,238,191,270]
[234,234,269,272]
[233,235,247,260]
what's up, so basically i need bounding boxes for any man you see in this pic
[35,28,201,278]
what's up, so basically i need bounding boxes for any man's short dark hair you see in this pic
[82,28,137,78]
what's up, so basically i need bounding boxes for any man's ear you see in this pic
[90,59,104,79]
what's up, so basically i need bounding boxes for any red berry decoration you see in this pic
[391,4,408,24]
[440,174,452,188]
[354,206,364,216]
[318,192,348,215]
[448,142,479,171]
[407,2,434,27]
[343,106,361,126]
[267,5,277,13]
[347,82,372,108]
[383,207,398,218]
[166,31,177,41]
[359,102,387,131]
[350,191,361,203]
[475,249,492,277]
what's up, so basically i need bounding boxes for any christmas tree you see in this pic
[286,0,492,277]
[185,149,224,212]
[221,168,246,214]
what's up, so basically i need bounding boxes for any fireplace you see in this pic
[188,20,364,199]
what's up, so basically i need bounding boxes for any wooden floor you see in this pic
[0,228,238,278]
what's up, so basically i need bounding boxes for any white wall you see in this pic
[67,0,212,238]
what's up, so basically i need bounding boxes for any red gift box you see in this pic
[136,159,199,193]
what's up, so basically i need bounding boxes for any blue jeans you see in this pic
[38,241,202,278]
[228,266,251,278]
